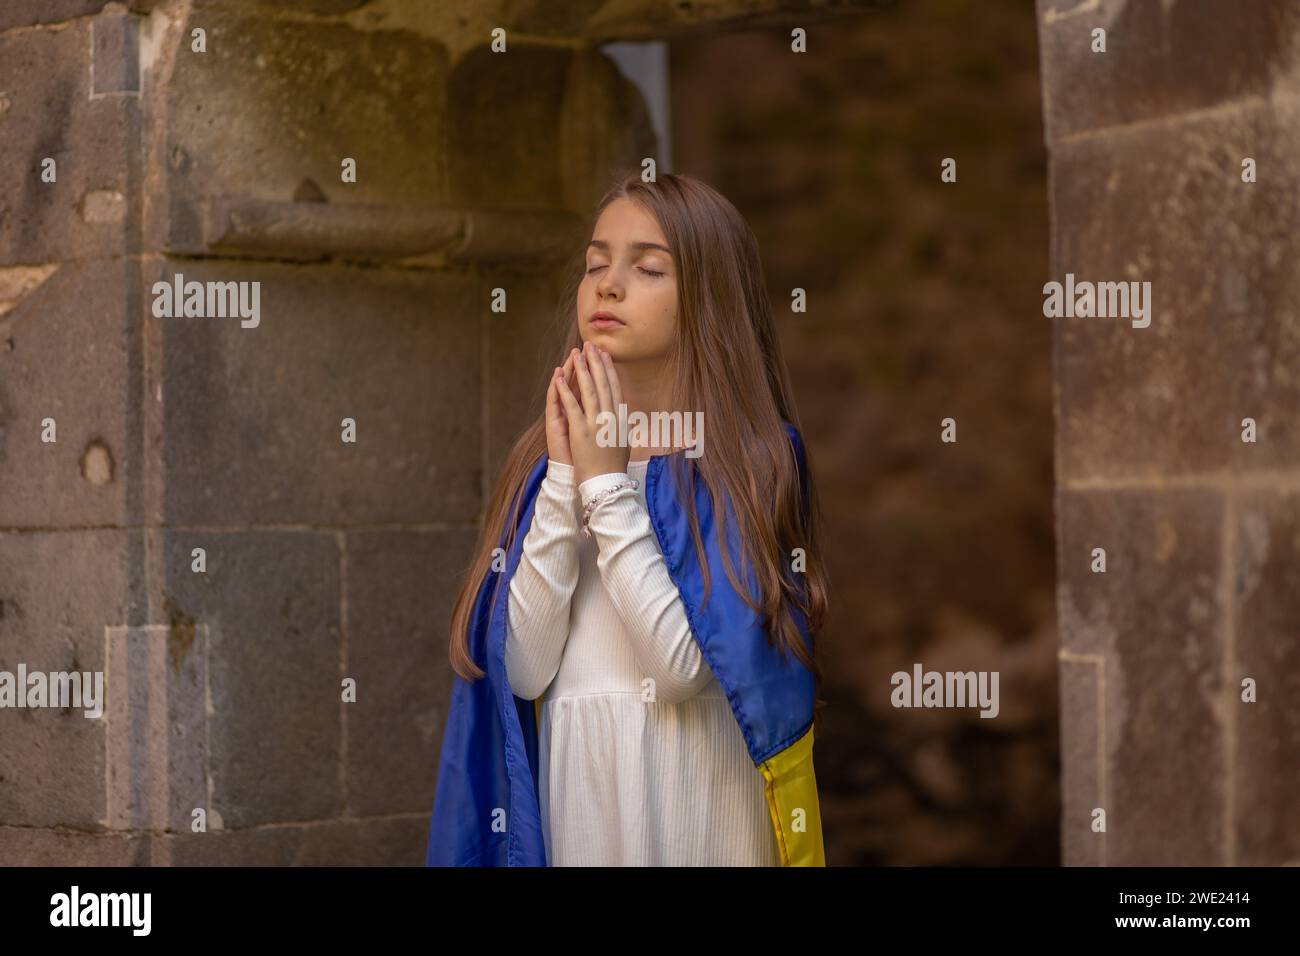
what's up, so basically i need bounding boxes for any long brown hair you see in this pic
[448,171,829,737]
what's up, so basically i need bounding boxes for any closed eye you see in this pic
[585,265,666,278]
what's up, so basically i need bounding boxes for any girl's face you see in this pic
[578,197,678,364]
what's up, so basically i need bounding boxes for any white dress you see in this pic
[503,457,780,866]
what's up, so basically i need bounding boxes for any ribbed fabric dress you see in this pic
[503,457,780,867]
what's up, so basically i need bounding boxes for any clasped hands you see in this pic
[546,340,631,487]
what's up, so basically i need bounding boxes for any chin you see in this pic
[584,330,625,355]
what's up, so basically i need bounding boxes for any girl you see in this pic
[426,171,828,867]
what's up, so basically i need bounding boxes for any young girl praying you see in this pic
[427,171,828,867]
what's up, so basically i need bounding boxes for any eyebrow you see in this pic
[587,239,673,257]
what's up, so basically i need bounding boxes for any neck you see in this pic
[613,358,676,461]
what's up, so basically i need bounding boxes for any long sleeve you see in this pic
[577,470,715,705]
[504,459,581,701]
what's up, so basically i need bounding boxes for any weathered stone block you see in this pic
[1055,488,1226,863]
[0,530,138,829]
[104,624,209,833]
[0,1,119,32]
[1051,99,1300,478]
[0,258,131,529]
[1058,656,1102,865]
[188,0,373,14]
[1055,488,1224,657]
[1233,489,1300,865]
[502,0,887,42]
[0,825,150,865]
[447,45,572,211]
[343,528,475,816]
[486,274,566,481]
[2,814,428,865]
[156,259,481,526]
[161,529,341,827]
[159,7,449,250]
[1036,0,1298,143]
[0,20,132,266]
[91,9,140,95]
[162,813,427,865]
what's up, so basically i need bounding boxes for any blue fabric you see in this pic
[425,421,814,866]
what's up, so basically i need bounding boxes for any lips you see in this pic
[589,311,625,328]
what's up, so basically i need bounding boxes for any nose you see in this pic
[596,268,622,300]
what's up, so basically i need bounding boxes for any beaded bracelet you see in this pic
[580,477,639,538]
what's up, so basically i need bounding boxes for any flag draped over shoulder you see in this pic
[426,422,824,866]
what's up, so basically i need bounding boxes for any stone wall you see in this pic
[0,0,669,864]
[1039,0,1300,865]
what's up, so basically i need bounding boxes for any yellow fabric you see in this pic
[759,724,826,866]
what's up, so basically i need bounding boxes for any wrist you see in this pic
[574,460,627,487]
[546,458,576,488]
[577,471,632,505]
[577,473,639,538]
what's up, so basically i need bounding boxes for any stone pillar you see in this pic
[1038,0,1300,865]
[0,0,652,864]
